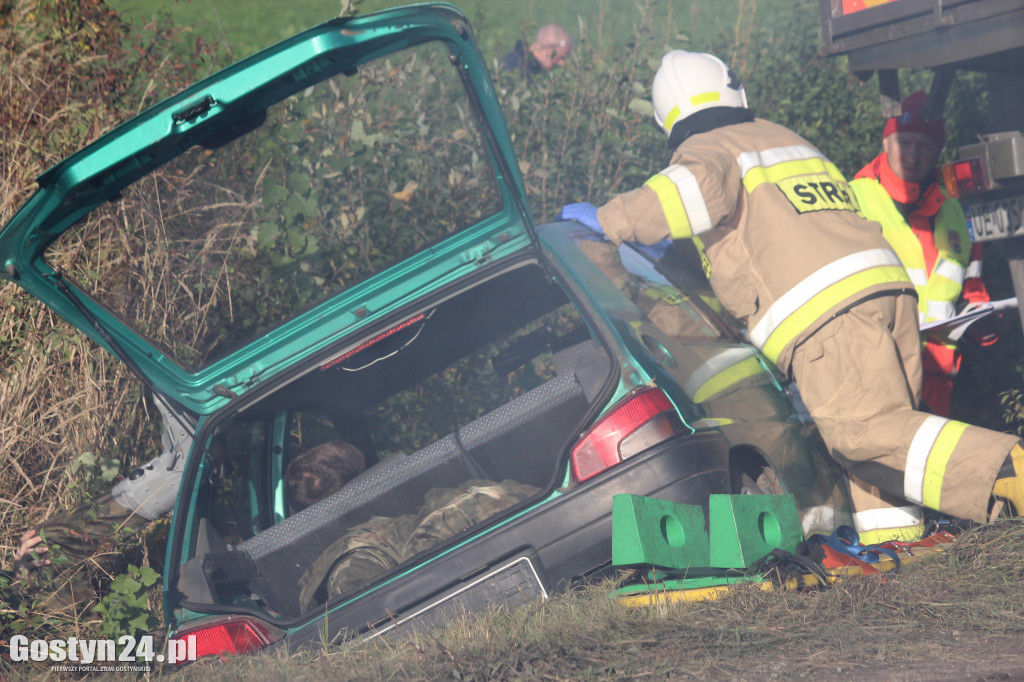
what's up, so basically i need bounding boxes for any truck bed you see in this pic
[818,0,1024,72]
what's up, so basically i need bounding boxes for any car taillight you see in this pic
[571,387,683,483]
[942,157,989,198]
[172,617,281,664]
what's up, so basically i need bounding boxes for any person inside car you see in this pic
[296,477,540,611]
[286,439,367,513]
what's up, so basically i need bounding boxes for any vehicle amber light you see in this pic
[571,387,682,483]
[174,618,280,664]
[942,157,988,198]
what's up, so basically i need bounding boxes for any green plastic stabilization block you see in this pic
[611,494,709,570]
[708,494,803,568]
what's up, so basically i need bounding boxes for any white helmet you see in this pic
[651,50,748,135]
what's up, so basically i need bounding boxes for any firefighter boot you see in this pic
[992,443,1024,516]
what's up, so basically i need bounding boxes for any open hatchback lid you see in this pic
[0,3,535,415]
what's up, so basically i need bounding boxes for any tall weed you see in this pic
[0,0,211,633]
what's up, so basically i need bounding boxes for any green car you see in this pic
[0,3,852,660]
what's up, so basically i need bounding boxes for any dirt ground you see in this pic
[810,635,1024,682]
[843,630,1024,679]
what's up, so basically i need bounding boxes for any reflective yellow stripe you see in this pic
[904,267,928,287]
[905,415,968,507]
[933,258,966,285]
[692,418,736,428]
[857,524,924,545]
[693,356,765,403]
[743,159,848,193]
[760,265,910,363]
[853,177,970,321]
[906,416,945,502]
[684,347,762,403]
[645,174,692,238]
[699,292,722,311]
[665,165,713,234]
[921,420,967,510]
[747,248,910,362]
[737,145,823,177]
[737,146,846,193]
[693,236,712,278]
[641,285,685,305]
[663,106,682,132]
[853,505,923,533]
[645,164,714,238]
[926,299,956,322]
[689,91,721,107]
[927,257,967,320]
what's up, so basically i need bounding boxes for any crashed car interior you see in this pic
[183,262,613,618]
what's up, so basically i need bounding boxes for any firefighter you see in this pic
[560,50,1024,542]
[851,91,995,417]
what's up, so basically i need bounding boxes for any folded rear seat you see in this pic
[190,340,607,616]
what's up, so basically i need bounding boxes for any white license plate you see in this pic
[965,193,1024,242]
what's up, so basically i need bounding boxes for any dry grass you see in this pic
[7,521,1022,680]
[0,0,205,588]
[159,520,1024,682]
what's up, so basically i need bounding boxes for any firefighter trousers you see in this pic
[790,292,1020,525]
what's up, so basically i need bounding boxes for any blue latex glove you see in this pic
[557,202,603,233]
[559,202,672,260]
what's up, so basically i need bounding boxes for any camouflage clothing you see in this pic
[298,513,419,610]
[404,479,540,556]
[298,479,540,611]
[28,492,150,611]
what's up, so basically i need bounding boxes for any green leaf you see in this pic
[139,566,161,587]
[299,234,319,257]
[110,574,142,595]
[628,99,653,116]
[284,194,308,222]
[262,182,288,207]
[129,613,152,632]
[351,120,383,147]
[288,170,312,195]
[257,222,280,248]
[287,227,308,251]
[100,457,120,482]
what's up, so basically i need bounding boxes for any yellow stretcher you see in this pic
[616,542,949,607]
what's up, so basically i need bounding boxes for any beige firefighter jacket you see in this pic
[597,118,915,373]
